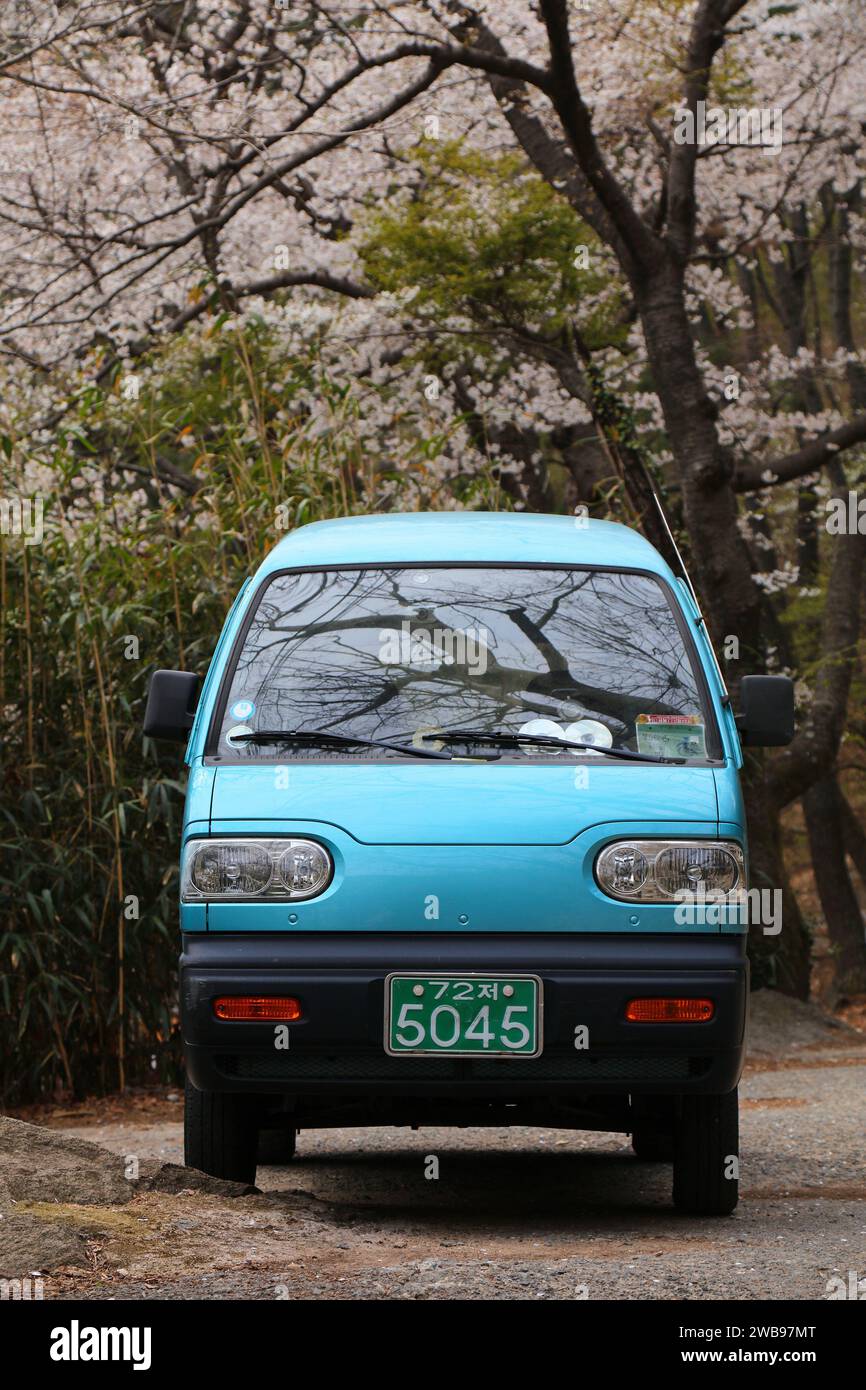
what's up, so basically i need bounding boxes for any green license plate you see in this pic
[385,973,542,1057]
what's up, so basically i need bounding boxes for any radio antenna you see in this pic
[651,491,731,701]
[651,490,700,611]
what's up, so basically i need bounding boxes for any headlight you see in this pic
[595,840,744,902]
[182,838,333,902]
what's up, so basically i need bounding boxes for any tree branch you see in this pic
[735,414,866,491]
[538,0,658,275]
[464,14,617,246]
[162,269,374,334]
[665,0,754,262]
[767,488,865,809]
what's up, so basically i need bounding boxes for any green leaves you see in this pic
[0,277,508,1103]
[0,319,450,1104]
[359,141,622,353]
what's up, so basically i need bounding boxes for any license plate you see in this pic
[385,973,542,1057]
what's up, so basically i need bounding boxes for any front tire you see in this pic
[673,1088,739,1216]
[184,1075,258,1184]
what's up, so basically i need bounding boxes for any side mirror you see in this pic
[735,675,794,748]
[143,670,200,743]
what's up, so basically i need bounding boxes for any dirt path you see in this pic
[23,1035,864,1301]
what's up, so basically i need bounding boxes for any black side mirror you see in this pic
[735,675,794,748]
[143,670,200,742]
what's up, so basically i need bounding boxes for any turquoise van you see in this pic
[144,512,794,1214]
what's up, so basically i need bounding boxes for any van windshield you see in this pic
[211,565,717,761]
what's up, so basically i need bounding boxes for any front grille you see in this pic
[217,1051,705,1083]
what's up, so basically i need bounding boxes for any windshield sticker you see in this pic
[230,699,256,721]
[635,714,706,759]
[564,719,613,753]
[225,723,253,745]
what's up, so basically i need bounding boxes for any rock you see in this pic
[0,1212,91,1277]
[0,1119,260,1208]
[747,990,865,1057]
[0,1117,133,1205]
[137,1161,258,1198]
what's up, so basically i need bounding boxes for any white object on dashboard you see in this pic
[564,719,613,753]
[517,718,568,754]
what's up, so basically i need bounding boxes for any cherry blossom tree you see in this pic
[1,0,864,994]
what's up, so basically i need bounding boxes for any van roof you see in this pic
[259,511,676,579]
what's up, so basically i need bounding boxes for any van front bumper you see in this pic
[181,932,748,1099]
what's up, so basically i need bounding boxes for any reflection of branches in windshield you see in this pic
[518,570,593,632]
[518,571,693,711]
[223,567,702,743]
[547,606,688,708]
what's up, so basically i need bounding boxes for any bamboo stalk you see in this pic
[22,541,34,783]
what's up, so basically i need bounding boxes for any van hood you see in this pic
[208,762,719,843]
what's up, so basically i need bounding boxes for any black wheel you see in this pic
[184,1074,258,1184]
[673,1088,739,1216]
[631,1126,674,1162]
[257,1124,298,1165]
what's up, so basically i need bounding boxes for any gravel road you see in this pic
[36,1025,866,1301]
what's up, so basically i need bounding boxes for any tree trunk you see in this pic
[471,13,859,1002]
[839,792,866,886]
[741,757,811,995]
[634,262,763,656]
[634,261,812,996]
[803,775,866,997]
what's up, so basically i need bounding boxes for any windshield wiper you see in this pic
[230,728,477,761]
[421,729,686,765]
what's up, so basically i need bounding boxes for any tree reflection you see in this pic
[221,567,704,756]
